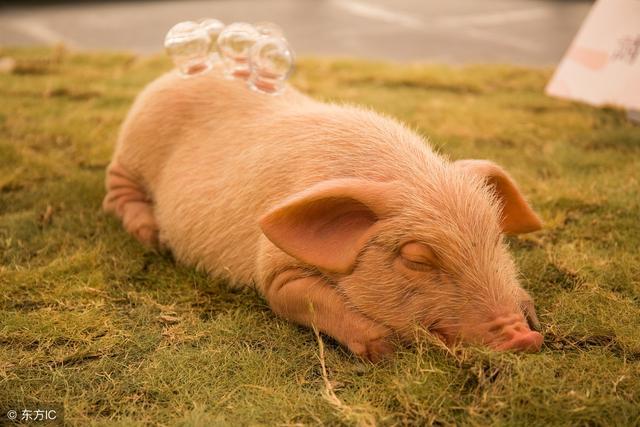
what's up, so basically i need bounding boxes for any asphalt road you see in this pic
[0,0,593,64]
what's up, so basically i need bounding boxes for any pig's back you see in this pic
[146,71,433,286]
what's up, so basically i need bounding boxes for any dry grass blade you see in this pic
[312,325,377,427]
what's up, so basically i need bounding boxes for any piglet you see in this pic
[103,68,544,361]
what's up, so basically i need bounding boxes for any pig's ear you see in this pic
[259,179,397,274]
[455,159,542,234]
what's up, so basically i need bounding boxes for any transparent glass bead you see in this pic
[165,21,212,77]
[248,36,294,95]
[254,21,284,38]
[199,18,225,57]
[217,22,261,79]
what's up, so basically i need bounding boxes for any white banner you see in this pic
[546,0,640,111]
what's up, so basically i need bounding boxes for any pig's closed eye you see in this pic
[398,241,438,272]
[400,258,434,272]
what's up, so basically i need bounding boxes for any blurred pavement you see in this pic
[0,0,593,64]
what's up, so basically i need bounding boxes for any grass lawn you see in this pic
[1,46,639,426]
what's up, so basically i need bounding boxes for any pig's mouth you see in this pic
[428,314,543,353]
[428,328,449,345]
[427,323,457,346]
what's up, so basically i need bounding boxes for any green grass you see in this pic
[1,46,639,426]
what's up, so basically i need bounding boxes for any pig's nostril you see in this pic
[503,323,528,339]
[486,313,525,333]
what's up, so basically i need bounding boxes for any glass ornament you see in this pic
[217,22,261,79]
[164,21,212,77]
[248,36,294,94]
[254,21,284,38]
[199,18,225,59]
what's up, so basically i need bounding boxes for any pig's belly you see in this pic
[152,151,266,287]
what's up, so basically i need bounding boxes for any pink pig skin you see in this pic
[103,69,544,361]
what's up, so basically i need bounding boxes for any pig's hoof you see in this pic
[133,224,160,248]
[348,329,395,363]
[350,336,395,363]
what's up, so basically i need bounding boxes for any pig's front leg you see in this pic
[102,161,159,248]
[264,268,395,362]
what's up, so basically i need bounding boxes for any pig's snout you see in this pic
[484,313,543,353]
[498,329,543,353]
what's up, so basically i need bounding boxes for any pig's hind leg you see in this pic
[103,162,159,248]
